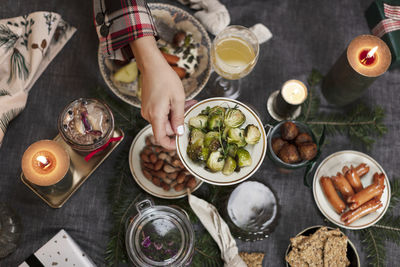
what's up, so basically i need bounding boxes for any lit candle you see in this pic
[21,140,70,186]
[322,35,391,106]
[273,80,308,118]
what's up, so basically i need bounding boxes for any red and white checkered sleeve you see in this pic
[93,0,157,59]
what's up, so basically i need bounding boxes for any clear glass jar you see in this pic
[125,199,195,267]
[57,98,114,154]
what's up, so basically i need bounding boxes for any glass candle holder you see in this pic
[58,98,115,155]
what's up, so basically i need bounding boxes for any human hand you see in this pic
[130,36,196,150]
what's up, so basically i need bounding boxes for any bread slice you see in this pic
[323,235,349,267]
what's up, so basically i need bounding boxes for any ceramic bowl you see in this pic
[176,97,267,186]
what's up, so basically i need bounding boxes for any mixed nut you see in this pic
[140,135,197,192]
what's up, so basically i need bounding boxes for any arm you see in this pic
[93,0,188,149]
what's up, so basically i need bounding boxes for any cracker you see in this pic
[323,235,349,267]
[239,252,265,267]
[286,248,309,267]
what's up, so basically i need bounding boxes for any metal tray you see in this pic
[20,128,124,208]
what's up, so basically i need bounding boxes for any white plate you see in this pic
[129,125,203,199]
[176,98,267,186]
[313,150,391,230]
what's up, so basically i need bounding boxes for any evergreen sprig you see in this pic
[298,69,387,149]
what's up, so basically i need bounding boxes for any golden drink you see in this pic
[212,36,256,80]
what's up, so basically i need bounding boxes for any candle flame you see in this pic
[367,46,378,58]
[36,155,51,169]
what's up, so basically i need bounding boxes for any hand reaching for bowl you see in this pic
[130,36,196,150]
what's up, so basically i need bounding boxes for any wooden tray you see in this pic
[21,128,124,208]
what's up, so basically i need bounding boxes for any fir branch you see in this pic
[387,178,400,213]
[192,232,223,267]
[360,228,385,267]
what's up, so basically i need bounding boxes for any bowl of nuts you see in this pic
[129,125,203,199]
[267,121,321,170]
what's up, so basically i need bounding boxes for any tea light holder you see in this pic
[267,80,308,121]
[21,140,70,187]
[322,35,391,106]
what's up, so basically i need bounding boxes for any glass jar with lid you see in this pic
[125,199,195,267]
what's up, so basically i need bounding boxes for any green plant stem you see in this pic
[372,224,400,232]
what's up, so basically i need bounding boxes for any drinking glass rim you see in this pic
[212,25,260,67]
[57,98,115,149]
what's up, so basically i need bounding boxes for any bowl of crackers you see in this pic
[285,226,360,267]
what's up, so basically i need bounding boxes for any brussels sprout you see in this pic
[222,127,231,140]
[207,114,223,130]
[189,115,208,129]
[226,144,238,158]
[224,108,245,128]
[227,128,247,147]
[187,145,209,162]
[206,151,225,172]
[189,128,204,146]
[236,148,252,167]
[204,131,221,151]
[222,156,237,176]
[209,106,226,117]
[244,124,261,144]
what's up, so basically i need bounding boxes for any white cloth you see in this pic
[177,0,272,44]
[178,0,230,35]
[0,12,76,147]
[250,23,273,44]
[188,192,247,267]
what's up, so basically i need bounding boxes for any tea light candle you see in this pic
[322,35,391,106]
[21,140,70,186]
[273,80,308,118]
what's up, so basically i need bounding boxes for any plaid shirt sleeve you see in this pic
[93,0,157,59]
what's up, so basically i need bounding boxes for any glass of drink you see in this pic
[209,25,259,99]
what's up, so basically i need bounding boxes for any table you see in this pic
[1,0,399,266]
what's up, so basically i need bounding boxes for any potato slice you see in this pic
[113,61,138,83]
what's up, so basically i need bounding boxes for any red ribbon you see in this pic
[372,3,400,37]
[84,136,123,162]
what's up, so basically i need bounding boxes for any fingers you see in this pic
[184,99,197,112]
[170,95,185,136]
[152,116,176,150]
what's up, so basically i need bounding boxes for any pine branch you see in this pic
[192,232,223,267]
[360,228,386,267]
[387,178,400,213]
[0,24,19,51]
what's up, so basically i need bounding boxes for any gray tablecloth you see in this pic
[1,0,399,266]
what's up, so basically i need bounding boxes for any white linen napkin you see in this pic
[176,0,272,43]
[0,12,76,147]
[188,191,247,267]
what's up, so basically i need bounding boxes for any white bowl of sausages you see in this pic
[313,150,391,230]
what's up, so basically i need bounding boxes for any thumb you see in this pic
[170,96,185,136]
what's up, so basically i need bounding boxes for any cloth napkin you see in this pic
[188,191,247,267]
[0,12,76,147]
[176,0,272,44]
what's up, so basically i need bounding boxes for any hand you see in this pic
[130,36,194,150]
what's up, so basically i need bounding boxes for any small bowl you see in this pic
[267,120,319,170]
[285,225,360,267]
[313,150,391,230]
[176,97,267,186]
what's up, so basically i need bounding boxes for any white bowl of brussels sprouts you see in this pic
[176,98,267,185]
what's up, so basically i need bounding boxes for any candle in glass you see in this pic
[322,35,391,106]
[21,140,70,186]
[273,80,308,118]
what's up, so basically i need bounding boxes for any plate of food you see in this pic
[313,150,391,230]
[98,3,212,108]
[129,124,203,199]
[285,225,360,267]
[176,97,267,185]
